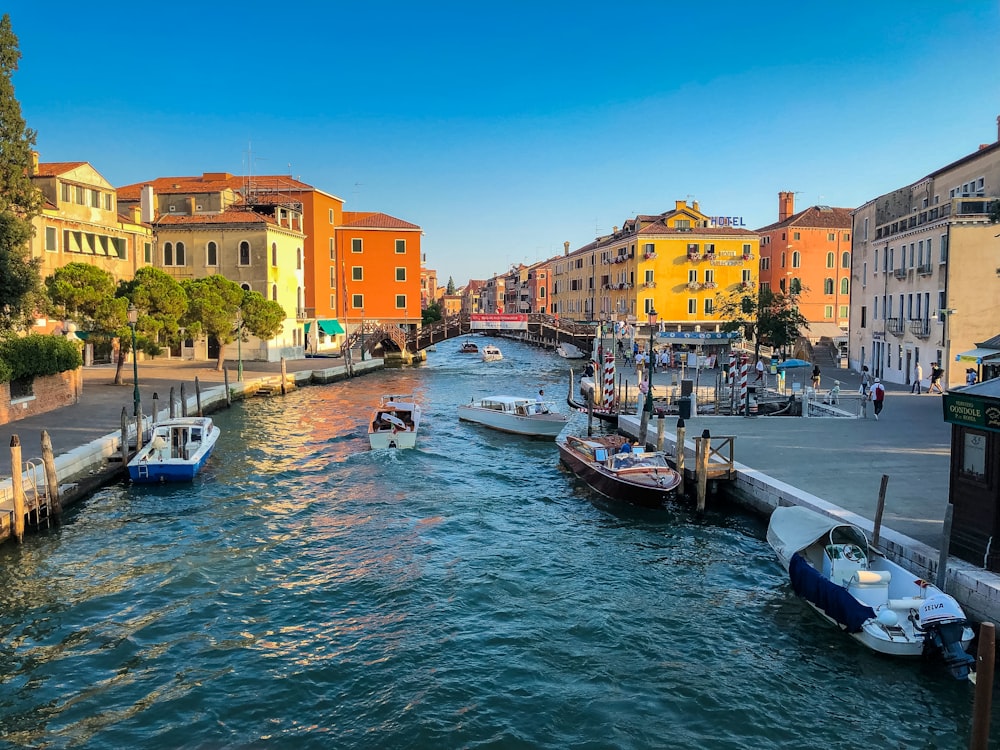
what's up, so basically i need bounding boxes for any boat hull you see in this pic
[458,405,568,438]
[369,430,418,450]
[557,438,681,508]
[127,418,220,483]
[368,394,421,450]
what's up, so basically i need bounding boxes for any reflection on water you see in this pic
[0,338,989,749]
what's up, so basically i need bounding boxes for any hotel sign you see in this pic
[943,393,1000,433]
[470,313,528,331]
[708,216,746,227]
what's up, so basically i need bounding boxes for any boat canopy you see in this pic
[768,506,866,562]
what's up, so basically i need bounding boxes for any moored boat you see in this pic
[458,395,569,438]
[127,416,220,483]
[368,394,421,450]
[766,504,975,680]
[556,342,586,359]
[557,434,681,508]
[481,344,503,362]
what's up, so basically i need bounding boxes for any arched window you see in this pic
[826,252,835,268]
[841,251,850,268]
[239,241,251,266]
[163,242,173,266]
[207,241,218,266]
[271,284,278,301]
[271,243,277,266]
[840,278,849,295]
[175,241,185,266]
[296,248,302,270]
[790,277,802,294]
[792,251,801,268]
[824,278,834,295]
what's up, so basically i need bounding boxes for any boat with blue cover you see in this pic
[128,416,220,483]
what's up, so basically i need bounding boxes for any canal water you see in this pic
[0,338,990,748]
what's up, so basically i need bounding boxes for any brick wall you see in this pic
[0,368,82,425]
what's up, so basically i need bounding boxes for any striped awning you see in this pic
[955,347,1000,364]
[305,320,345,335]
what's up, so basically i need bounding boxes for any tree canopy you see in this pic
[714,286,810,359]
[422,301,443,324]
[446,276,456,294]
[0,14,42,334]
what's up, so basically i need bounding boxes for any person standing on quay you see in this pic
[811,364,821,390]
[871,377,886,420]
[928,363,945,394]
[911,362,923,394]
[859,365,872,396]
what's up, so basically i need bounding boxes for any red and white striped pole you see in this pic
[602,352,617,411]
[739,360,749,414]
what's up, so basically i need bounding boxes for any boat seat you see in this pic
[848,569,891,608]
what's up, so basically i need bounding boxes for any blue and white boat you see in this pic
[128,416,220,483]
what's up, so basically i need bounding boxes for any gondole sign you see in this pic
[470,313,528,331]
[942,393,1000,433]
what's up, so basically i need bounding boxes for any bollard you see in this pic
[195,376,203,416]
[696,429,711,512]
[169,386,177,419]
[224,368,231,407]
[10,436,26,542]
[40,430,62,523]
[281,357,288,395]
[675,418,686,497]
[970,622,995,750]
[180,383,188,417]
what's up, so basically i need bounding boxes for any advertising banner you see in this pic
[470,314,529,331]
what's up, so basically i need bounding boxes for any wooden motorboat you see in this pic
[458,340,479,354]
[557,434,681,508]
[767,505,975,680]
[458,395,569,438]
[481,344,503,362]
[128,416,220,483]
[368,394,421,450]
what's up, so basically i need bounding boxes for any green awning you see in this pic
[308,319,345,335]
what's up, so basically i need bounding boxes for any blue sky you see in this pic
[8,1,1000,287]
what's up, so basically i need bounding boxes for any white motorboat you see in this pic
[556,342,586,359]
[128,416,220,483]
[481,344,503,362]
[368,394,421,449]
[766,505,975,680]
[458,395,569,438]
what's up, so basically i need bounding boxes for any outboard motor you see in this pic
[918,594,975,680]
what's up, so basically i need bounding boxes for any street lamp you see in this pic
[127,303,140,416]
[235,309,244,382]
[645,307,658,417]
[360,307,366,361]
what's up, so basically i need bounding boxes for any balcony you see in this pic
[687,252,700,263]
[886,317,904,335]
[296,308,308,321]
[742,254,754,261]
[909,319,931,338]
[641,281,657,289]
[917,263,933,276]
[739,281,756,290]
[643,252,657,260]
[702,281,718,289]
[687,282,702,291]
[892,267,908,280]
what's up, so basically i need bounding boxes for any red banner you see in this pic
[470,314,528,331]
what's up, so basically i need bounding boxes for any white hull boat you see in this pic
[556,342,585,359]
[458,395,569,438]
[368,394,421,450]
[481,345,503,362]
[767,505,974,679]
[128,416,220,483]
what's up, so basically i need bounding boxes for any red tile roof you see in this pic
[152,209,277,227]
[117,173,319,201]
[34,162,87,177]
[756,205,853,232]
[340,211,421,230]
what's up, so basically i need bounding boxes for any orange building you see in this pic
[756,192,853,338]
[336,212,423,334]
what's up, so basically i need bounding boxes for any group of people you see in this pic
[906,362,947,394]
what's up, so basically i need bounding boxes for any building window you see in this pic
[144,242,152,263]
[239,241,251,266]
[792,252,801,268]
[352,238,363,253]
[842,251,850,268]
[704,269,715,284]
[826,252,835,268]
[272,284,278,301]
[207,241,218,266]
[824,278,834,294]
[330,294,336,309]
[827,232,835,242]
[329,208,334,224]
[90,190,100,208]
[395,294,407,309]
[271,243,278,266]
[742,269,752,283]
[395,239,406,254]
[352,266,363,281]
[60,183,70,202]
[644,270,654,284]
[163,242,173,266]
[688,269,697,283]
[825,305,834,318]
[104,193,113,211]
[44,226,57,252]
[396,267,406,281]
[329,237,335,260]
[839,305,848,319]
[940,234,948,263]
[704,298,714,315]
[790,278,802,294]
[175,242,185,266]
[75,186,85,204]
[296,248,302,270]
[793,232,801,240]
[840,278,849,295]
[687,298,696,314]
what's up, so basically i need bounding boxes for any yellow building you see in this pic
[551,200,760,330]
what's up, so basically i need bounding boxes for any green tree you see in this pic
[240,290,285,341]
[44,262,117,327]
[446,276,456,294]
[124,266,188,349]
[182,275,245,371]
[0,14,42,334]
[422,301,443,324]
[714,286,810,360]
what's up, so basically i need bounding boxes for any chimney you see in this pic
[675,200,686,211]
[564,241,570,256]
[189,196,197,215]
[778,191,795,222]
[140,185,154,223]
[692,201,699,213]
[29,150,39,176]
[131,205,141,223]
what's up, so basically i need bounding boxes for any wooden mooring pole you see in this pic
[872,474,889,548]
[970,622,995,750]
[280,357,287,395]
[169,386,177,418]
[224,368,231,407]
[696,429,710,512]
[10,436,26,542]
[195,376,203,416]
[40,430,62,523]
[180,384,188,417]
[675,418,686,497]
[656,411,665,451]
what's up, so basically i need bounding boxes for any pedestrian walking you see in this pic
[928,363,945,394]
[870,377,886,420]
[811,365,821,390]
[859,366,872,396]
[911,362,923,394]
[754,357,765,383]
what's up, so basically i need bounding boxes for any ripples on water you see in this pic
[0,339,988,748]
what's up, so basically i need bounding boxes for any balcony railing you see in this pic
[917,263,933,276]
[892,267,908,280]
[886,317,904,335]
[909,319,931,338]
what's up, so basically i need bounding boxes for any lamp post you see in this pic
[646,307,657,416]
[360,308,366,361]
[235,309,244,382]
[127,303,140,416]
